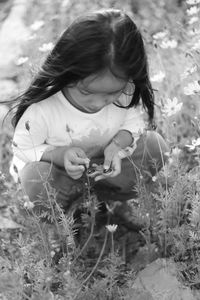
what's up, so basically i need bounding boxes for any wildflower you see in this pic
[23,195,30,202]
[160,39,177,49]
[30,20,45,31]
[183,81,200,95]
[15,56,29,66]
[39,42,54,52]
[186,0,200,4]
[63,270,70,279]
[187,6,200,15]
[162,97,183,117]
[164,151,170,157]
[62,0,71,7]
[50,250,55,257]
[24,200,34,210]
[186,137,200,150]
[152,176,157,182]
[0,172,5,182]
[171,147,181,156]
[192,40,200,50]
[152,31,168,40]
[150,71,165,83]
[106,224,118,233]
[188,16,199,24]
[25,121,30,131]
[26,33,37,41]
[45,276,52,283]
[188,28,200,36]
[181,65,197,79]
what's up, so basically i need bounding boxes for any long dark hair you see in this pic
[11,9,154,127]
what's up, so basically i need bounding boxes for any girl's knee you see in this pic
[19,161,53,183]
[146,131,169,155]
[145,131,169,170]
[19,161,54,202]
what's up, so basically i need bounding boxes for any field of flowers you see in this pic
[1,0,200,299]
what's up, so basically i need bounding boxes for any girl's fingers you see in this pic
[69,173,83,179]
[75,149,90,166]
[110,155,121,176]
[70,151,90,167]
[103,143,120,170]
[68,169,84,176]
[95,156,121,181]
[76,147,87,158]
[94,174,106,182]
[67,164,85,172]
[67,167,85,179]
[64,148,90,168]
[71,156,89,166]
[103,155,112,171]
[94,169,113,181]
[87,170,102,178]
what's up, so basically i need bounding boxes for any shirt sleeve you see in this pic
[12,103,50,163]
[120,105,147,143]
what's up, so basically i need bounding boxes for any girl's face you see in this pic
[63,70,128,113]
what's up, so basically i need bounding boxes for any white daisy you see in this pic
[39,42,54,52]
[162,97,183,117]
[106,224,118,233]
[30,20,45,31]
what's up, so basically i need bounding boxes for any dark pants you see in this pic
[19,131,169,214]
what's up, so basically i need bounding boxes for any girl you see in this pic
[11,9,168,216]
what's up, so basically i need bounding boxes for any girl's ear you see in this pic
[123,81,135,96]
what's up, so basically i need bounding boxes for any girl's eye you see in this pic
[112,90,123,95]
[79,89,92,95]
[79,89,123,96]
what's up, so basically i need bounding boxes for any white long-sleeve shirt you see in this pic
[11,91,146,179]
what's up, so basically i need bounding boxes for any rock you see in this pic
[132,258,196,300]
[0,0,30,78]
[0,80,18,101]
[125,288,154,300]
[0,216,22,229]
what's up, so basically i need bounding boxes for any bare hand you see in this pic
[64,147,90,179]
[94,142,122,181]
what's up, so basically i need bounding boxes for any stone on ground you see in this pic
[132,258,195,300]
